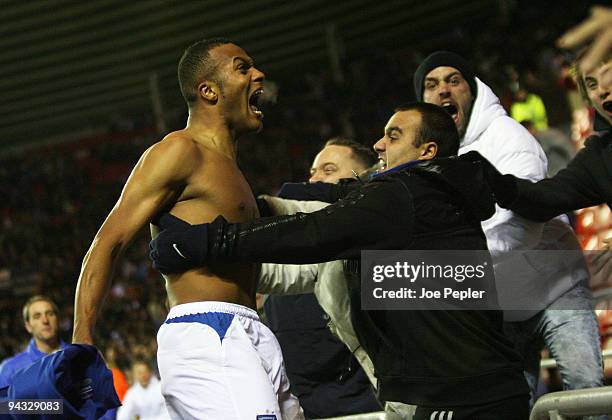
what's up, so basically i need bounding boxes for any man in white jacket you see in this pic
[117,358,170,420]
[414,51,603,405]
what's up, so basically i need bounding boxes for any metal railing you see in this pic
[530,386,612,419]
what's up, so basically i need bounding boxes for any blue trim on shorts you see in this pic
[165,312,234,342]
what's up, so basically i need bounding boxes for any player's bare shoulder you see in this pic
[134,130,203,184]
[157,130,203,164]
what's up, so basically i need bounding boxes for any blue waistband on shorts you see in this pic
[165,312,234,342]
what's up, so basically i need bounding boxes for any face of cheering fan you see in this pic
[309,145,367,184]
[422,66,475,139]
[583,59,612,124]
[373,110,437,170]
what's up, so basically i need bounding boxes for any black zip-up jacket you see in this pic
[205,158,529,406]
[497,126,612,221]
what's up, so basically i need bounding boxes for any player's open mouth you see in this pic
[441,102,459,123]
[603,100,612,113]
[249,89,264,119]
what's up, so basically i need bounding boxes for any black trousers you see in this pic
[412,395,530,420]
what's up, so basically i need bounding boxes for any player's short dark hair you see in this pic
[394,102,459,157]
[178,38,233,106]
[22,295,59,323]
[324,137,378,169]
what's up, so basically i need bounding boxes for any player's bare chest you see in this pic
[183,161,258,219]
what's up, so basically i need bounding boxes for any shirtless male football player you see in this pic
[72,39,303,420]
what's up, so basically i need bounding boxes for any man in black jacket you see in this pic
[150,102,530,419]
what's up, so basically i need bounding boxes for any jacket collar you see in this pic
[371,160,421,178]
[26,338,67,358]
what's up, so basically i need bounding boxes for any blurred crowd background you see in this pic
[0,0,610,393]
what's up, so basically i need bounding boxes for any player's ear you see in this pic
[198,81,218,104]
[24,321,32,334]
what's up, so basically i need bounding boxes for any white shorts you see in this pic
[157,301,303,420]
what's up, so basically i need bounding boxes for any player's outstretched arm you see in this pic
[72,137,198,345]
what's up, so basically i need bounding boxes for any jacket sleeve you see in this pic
[258,196,329,216]
[255,197,323,294]
[257,263,318,294]
[276,181,357,202]
[208,179,413,264]
[506,139,604,221]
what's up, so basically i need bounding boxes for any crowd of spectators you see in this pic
[0,0,606,392]
[0,129,164,369]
